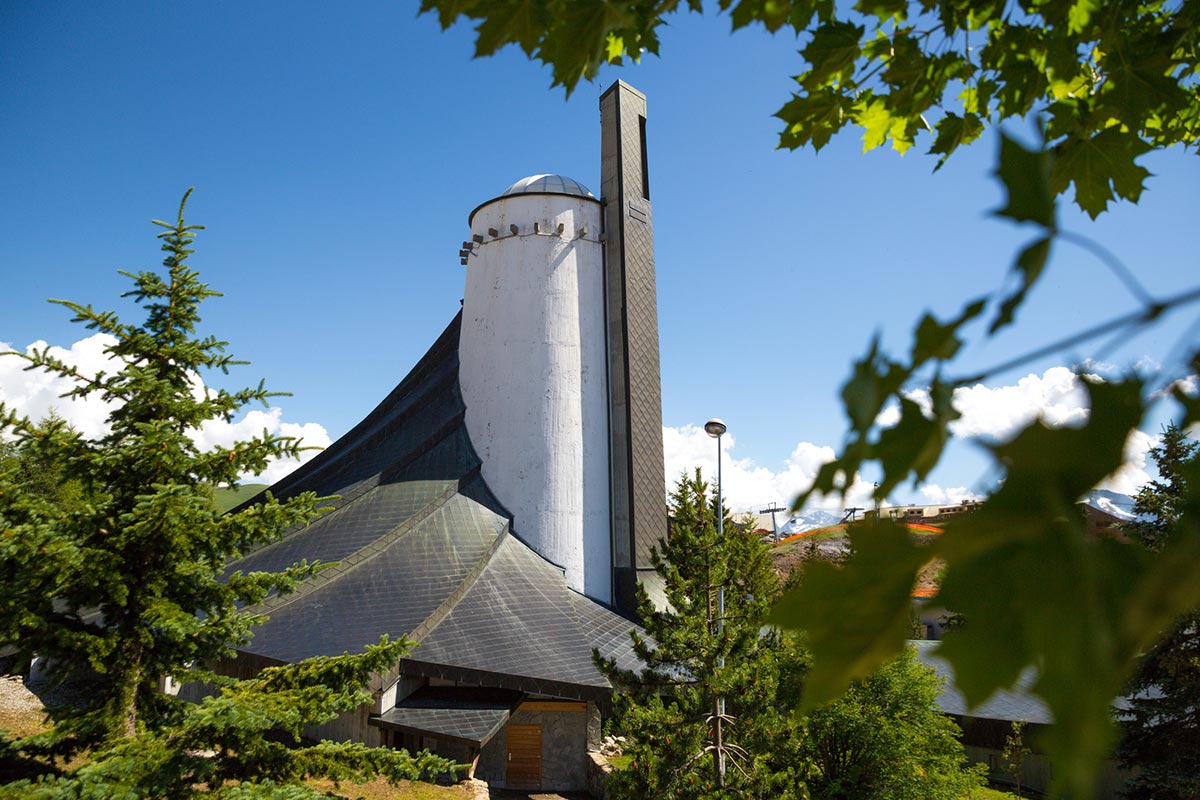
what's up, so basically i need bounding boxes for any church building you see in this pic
[196,81,668,793]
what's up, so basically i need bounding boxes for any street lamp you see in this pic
[705,417,727,787]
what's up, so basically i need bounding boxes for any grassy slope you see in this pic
[213,483,267,512]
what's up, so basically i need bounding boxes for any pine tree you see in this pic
[597,469,792,800]
[0,191,456,795]
[1118,425,1200,800]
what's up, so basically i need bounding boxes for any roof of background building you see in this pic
[911,640,1053,724]
[501,174,594,199]
[231,312,640,701]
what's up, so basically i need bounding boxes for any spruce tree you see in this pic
[1118,424,1200,800]
[0,191,455,795]
[598,469,791,799]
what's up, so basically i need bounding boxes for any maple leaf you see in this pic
[801,20,864,90]
[1052,128,1153,218]
[993,132,1057,229]
[769,520,931,709]
[928,112,985,170]
[775,88,850,151]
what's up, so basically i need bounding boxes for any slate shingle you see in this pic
[230,312,643,697]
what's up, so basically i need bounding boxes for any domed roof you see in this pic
[501,174,594,199]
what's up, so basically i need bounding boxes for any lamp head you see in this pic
[704,418,727,438]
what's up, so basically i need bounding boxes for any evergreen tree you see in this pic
[1118,425,1200,800]
[0,191,455,795]
[0,413,85,518]
[598,469,791,799]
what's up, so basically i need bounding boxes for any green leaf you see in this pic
[1067,0,1101,33]
[855,95,918,153]
[989,236,1052,335]
[873,395,954,497]
[959,79,997,116]
[726,0,801,32]
[932,377,1147,799]
[800,20,864,90]
[1051,128,1153,218]
[910,297,987,368]
[539,0,631,91]
[776,88,851,151]
[853,0,907,22]
[981,24,1050,119]
[928,112,985,170]
[841,337,910,433]
[770,521,930,710]
[993,132,1057,228]
[471,0,548,57]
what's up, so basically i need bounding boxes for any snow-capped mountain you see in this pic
[1080,489,1138,521]
[777,509,842,536]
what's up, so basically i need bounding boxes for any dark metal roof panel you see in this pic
[415,537,617,688]
[373,686,524,748]
[565,589,640,675]
[231,480,455,577]
[243,492,505,663]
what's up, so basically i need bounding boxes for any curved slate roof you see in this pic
[232,313,639,700]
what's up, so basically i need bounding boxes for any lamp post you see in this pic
[704,417,727,787]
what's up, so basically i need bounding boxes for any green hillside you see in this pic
[214,483,267,512]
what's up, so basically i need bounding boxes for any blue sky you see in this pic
[2,1,1197,511]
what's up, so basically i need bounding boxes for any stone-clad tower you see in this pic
[600,81,668,617]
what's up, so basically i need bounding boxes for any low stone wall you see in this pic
[586,751,612,800]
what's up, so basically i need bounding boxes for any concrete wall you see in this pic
[459,190,611,604]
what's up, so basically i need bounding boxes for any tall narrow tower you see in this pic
[600,81,668,616]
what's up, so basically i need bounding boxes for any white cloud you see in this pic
[877,367,1090,442]
[944,366,1090,440]
[673,366,1170,514]
[1133,355,1162,375]
[0,334,123,439]
[918,484,985,505]
[662,425,876,513]
[190,407,332,483]
[1,334,328,483]
[1094,428,1156,496]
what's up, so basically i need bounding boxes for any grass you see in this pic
[306,777,473,799]
[0,703,50,739]
[214,483,268,512]
[606,754,631,770]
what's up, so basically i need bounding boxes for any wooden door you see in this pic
[505,723,542,789]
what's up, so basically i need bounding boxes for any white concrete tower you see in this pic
[458,175,611,603]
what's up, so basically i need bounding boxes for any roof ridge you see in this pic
[408,525,512,645]
[247,480,462,617]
